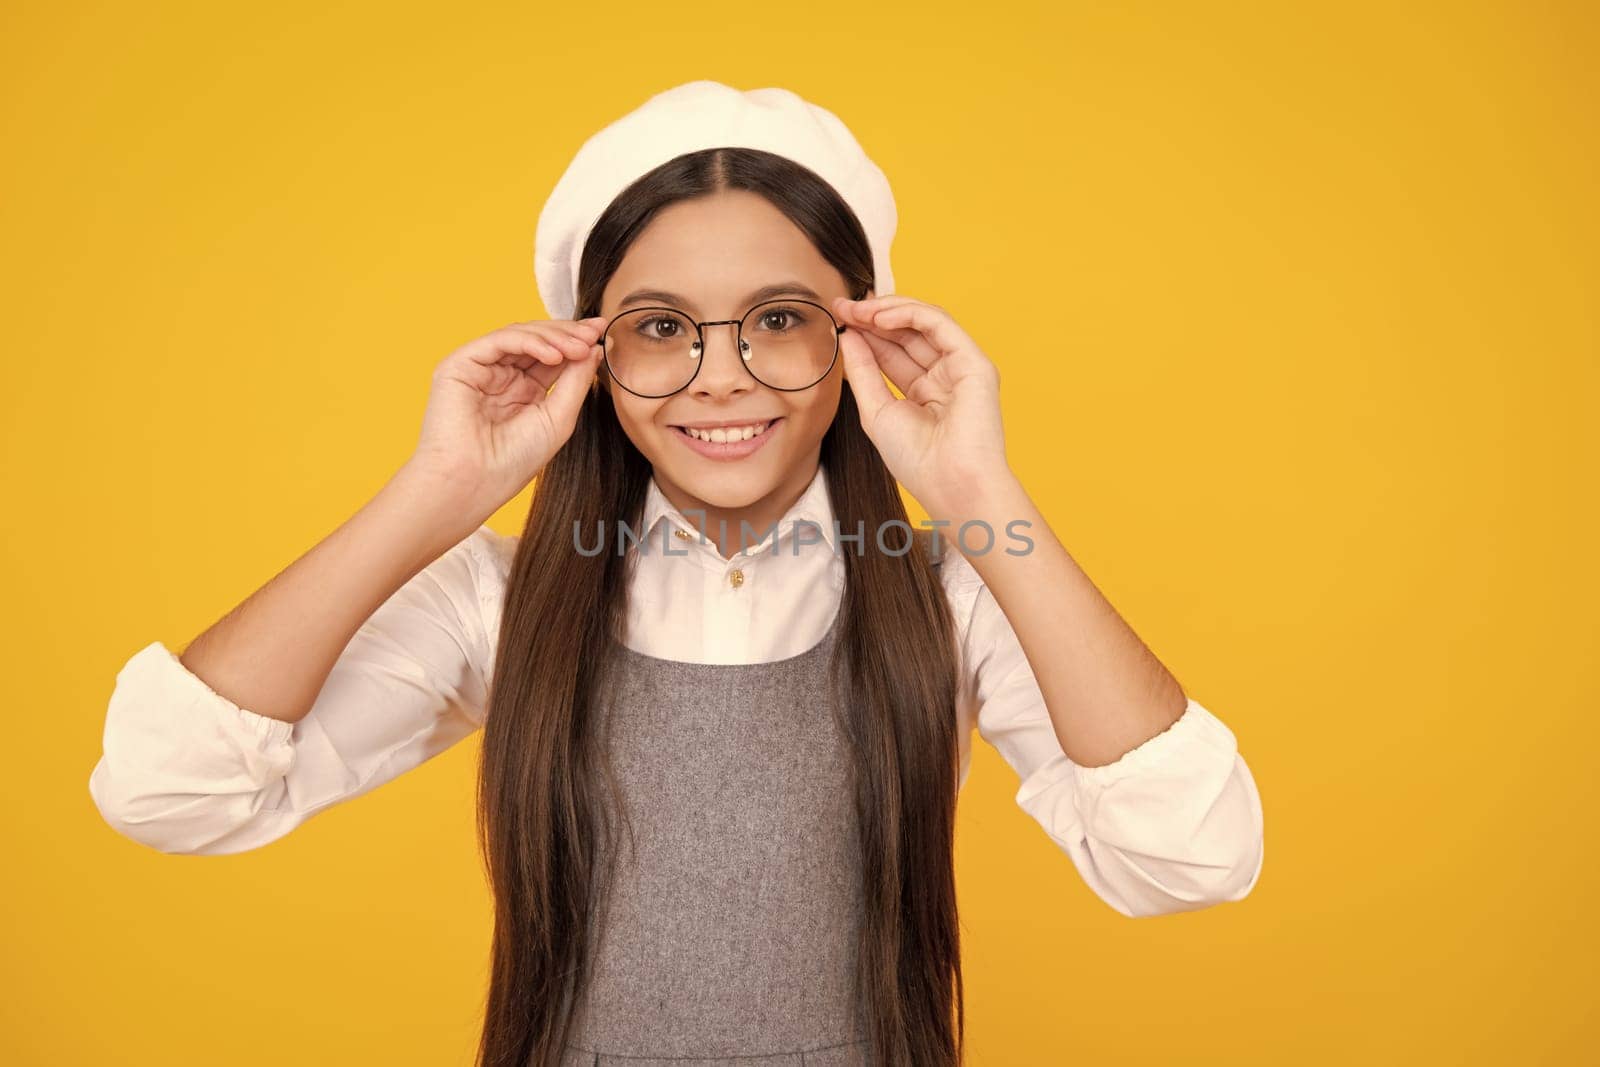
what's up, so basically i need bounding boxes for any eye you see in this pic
[634,314,683,341]
[756,307,808,332]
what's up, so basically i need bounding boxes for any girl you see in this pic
[89,82,1264,1067]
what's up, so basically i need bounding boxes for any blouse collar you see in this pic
[639,462,839,555]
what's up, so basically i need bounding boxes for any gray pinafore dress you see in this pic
[558,547,943,1066]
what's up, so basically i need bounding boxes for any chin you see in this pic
[661,452,788,506]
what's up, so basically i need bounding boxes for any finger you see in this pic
[853,325,926,397]
[837,305,928,382]
[524,323,602,359]
[873,320,943,370]
[863,302,981,367]
[521,355,566,393]
[534,350,601,438]
[555,317,610,344]
[505,319,608,358]
[507,315,609,338]
[834,298,941,370]
[838,326,895,426]
[837,294,926,320]
[494,340,589,393]
[843,294,946,320]
[518,348,601,441]
[565,317,610,344]
[459,328,566,369]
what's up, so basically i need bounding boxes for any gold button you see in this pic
[728,568,745,588]
[673,528,693,541]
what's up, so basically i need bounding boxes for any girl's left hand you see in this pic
[832,294,1011,517]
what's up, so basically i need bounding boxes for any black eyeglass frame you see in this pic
[598,298,848,399]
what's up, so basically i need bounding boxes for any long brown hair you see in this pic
[475,147,963,1067]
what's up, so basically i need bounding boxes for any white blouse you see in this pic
[88,465,1264,918]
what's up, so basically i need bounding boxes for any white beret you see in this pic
[534,79,898,322]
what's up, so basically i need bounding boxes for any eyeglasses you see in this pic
[598,298,846,399]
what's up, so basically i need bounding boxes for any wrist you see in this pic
[381,461,490,548]
[922,462,1021,525]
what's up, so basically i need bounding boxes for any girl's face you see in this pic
[598,188,868,519]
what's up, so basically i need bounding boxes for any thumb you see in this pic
[839,327,894,429]
[534,347,601,440]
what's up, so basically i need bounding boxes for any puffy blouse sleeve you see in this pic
[87,524,508,855]
[942,549,1265,918]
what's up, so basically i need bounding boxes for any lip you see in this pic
[669,417,784,430]
[670,417,783,461]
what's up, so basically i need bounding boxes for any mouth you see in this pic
[668,417,783,460]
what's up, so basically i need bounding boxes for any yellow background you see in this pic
[4,1,1594,1063]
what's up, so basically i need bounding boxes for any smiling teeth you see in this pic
[685,421,769,443]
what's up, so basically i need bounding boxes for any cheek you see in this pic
[787,375,844,436]
[609,396,668,456]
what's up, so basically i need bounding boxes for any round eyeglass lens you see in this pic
[601,307,699,397]
[739,300,838,390]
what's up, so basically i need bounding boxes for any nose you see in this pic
[688,321,754,399]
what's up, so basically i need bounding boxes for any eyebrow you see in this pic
[616,282,825,314]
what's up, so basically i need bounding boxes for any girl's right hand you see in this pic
[403,317,610,517]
